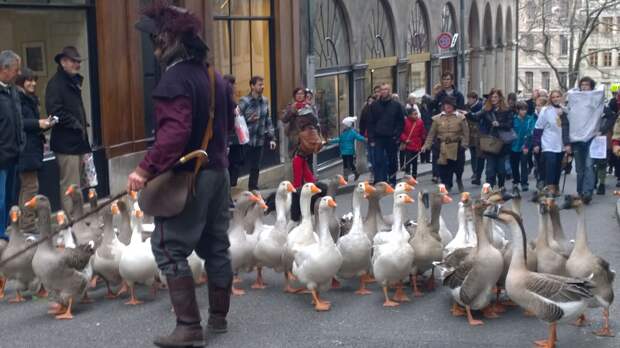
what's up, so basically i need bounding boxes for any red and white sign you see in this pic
[437,32,453,50]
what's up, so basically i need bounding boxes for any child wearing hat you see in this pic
[328,117,366,181]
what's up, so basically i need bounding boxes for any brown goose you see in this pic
[535,199,568,276]
[562,195,615,337]
[485,208,594,348]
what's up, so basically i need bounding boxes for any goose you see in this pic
[118,207,157,305]
[283,183,322,293]
[444,192,477,257]
[410,191,443,296]
[547,198,572,257]
[92,203,126,299]
[480,184,509,250]
[244,193,270,289]
[254,181,295,280]
[442,200,504,325]
[116,198,133,245]
[314,175,347,243]
[382,177,417,226]
[429,185,454,247]
[372,194,415,307]
[562,195,616,337]
[28,196,95,319]
[228,191,263,296]
[336,182,375,295]
[485,208,594,348]
[293,196,343,311]
[0,206,41,302]
[535,199,568,276]
[364,182,394,240]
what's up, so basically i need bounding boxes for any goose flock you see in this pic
[0,176,616,348]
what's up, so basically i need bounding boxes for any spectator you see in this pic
[238,75,276,191]
[566,76,604,204]
[0,50,24,240]
[613,106,620,161]
[406,92,417,109]
[466,91,484,185]
[223,74,243,187]
[399,104,426,179]
[419,94,434,165]
[510,101,536,192]
[533,95,549,188]
[422,96,469,193]
[507,92,518,113]
[15,68,52,232]
[304,88,320,132]
[476,89,513,189]
[359,94,376,177]
[45,46,91,213]
[367,83,404,186]
[527,88,549,115]
[432,71,465,114]
[281,87,309,157]
[328,116,365,181]
[595,88,619,193]
[532,90,570,196]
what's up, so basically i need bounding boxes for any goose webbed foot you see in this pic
[593,308,614,337]
[124,286,143,305]
[231,285,246,296]
[55,298,74,320]
[0,277,6,299]
[382,287,400,307]
[354,276,372,295]
[523,309,536,317]
[36,287,48,298]
[572,314,588,327]
[392,282,410,302]
[251,267,267,289]
[411,275,424,297]
[89,275,99,289]
[47,302,65,315]
[311,289,331,311]
[451,303,466,316]
[8,291,26,303]
[425,271,436,291]
[116,281,129,297]
[466,306,484,326]
[482,305,500,318]
[534,322,557,348]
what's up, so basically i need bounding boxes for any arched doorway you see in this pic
[482,3,494,94]
[438,2,459,83]
[363,0,397,97]
[406,0,430,96]
[312,0,353,167]
[468,1,481,94]
[505,7,514,94]
[495,5,505,93]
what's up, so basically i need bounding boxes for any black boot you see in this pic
[154,276,205,348]
[207,280,231,334]
[456,178,465,193]
[597,183,605,195]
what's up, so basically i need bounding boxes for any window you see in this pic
[599,17,613,33]
[559,35,568,56]
[525,72,534,94]
[542,72,550,91]
[589,49,598,66]
[559,72,568,88]
[603,52,612,67]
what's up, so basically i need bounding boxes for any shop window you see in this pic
[315,74,349,140]
[603,52,612,67]
[525,71,533,94]
[589,49,598,66]
[541,71,550,91]
[559,35,568,56]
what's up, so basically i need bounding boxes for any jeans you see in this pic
[366,143,374,170]
[372,136,398,186]
[431,143,440,178]
[572,140,595,196]
[485,146,510,188]
[0,165,16,239]
[244,145,263,191]
[469,146,478,176]
[542,152,563,186]
[510,151,529,187]
[400,150,419,178]
[342,155,358,177]
[438,147,465,190]
[56,153,84,215]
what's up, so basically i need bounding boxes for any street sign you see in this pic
[437,32,453,50]
[451,33,459,48]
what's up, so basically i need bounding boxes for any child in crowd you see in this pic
[399,104,426,179]
[328,117,366,181]
[510,101,536,191]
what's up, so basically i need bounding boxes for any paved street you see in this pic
[1,167,619,348]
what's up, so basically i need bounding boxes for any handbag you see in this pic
[138,66,216,218]
[399,121,416,151]
[497,129,517,144]
[298,126,323,155]
[479,134,504,154]
[81,153,98,188]
[234,108,250,145]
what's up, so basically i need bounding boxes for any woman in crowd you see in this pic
[477,89,514,189]
[510,101,536,192]
[15,68,52,232]
[532,90,570,196]
[399,104,426,179]
[281,87,316,158]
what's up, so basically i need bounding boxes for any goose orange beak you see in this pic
[406,177,418,186]
[482,183,491,194]
[613,190,620,196]
[404,196,415,204]
[111,202,120,215]
[327,197,337,208]
[259,200,268,210]
[338,175,348,186]
[384,184,395,194]
[25,196,37,208]
[364,182,376,194]
[88,189,96,200]
[287,182,296,193]
[56,211,66,225]
[64,185,75,196]
[403,183,413,192]
[129,190,138,200]
[10,209,19,223]
[460,192,470,202]
[310,184,322,194]
[438,184,448,194]
[249,194,261,203]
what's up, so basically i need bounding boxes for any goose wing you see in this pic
[63,242,95,271]
[443,258,473,289]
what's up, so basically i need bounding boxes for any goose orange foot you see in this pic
[572,314,587,327]
[89,275,99,289]
[393,284,410,302]
[482,305,500,319]
[466,306,484,326]
[283,285,305,294]
[311,290,331,311]
[451,303,466,317]
[36,287,48,298]
[382,287,400,307]
[251,267,267,289]
[593,309,614,337]
[354,277,372,295]
[411,276,424,298]
[104,288,118,300]
[124,287,144,305]
[232,286,246,296]
[8,291,26,303]
[116,282,129,297]
[55,298,74,320]
[0,277,5,299]
[48,303,65,315]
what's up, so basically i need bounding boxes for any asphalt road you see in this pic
[1,167,619,348]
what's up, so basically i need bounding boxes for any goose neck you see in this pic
[475,213,491,248]
[508,219,527,270]
[573,206,588,253]
[318,209,334,246]
[275,193,288,223]
[300,192,312,222]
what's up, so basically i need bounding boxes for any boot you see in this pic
[207,280,231,334]
[153,276,205,348]
[597,183,605,195]
[456,178,465,193]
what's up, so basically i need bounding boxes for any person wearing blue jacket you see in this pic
[329,116,366,180]
[510,101,536,191]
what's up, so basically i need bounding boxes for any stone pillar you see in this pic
[468,49,482,94]
[496,45,505,92]
[505,46,515,93]
[354,66,369,173]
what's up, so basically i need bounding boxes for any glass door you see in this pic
[315,73,350,166]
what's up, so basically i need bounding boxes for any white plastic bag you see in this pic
[234,110,250,145]
[589,135,607,159]
[81,152,98,188]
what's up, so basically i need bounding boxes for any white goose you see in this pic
[283,183,322,293]
[293,196,343,311]
[444,192,477,257]
[92,203,126,299]
[372,194,415,307]
[336,182,375,295]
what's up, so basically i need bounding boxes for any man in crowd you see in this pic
[45,46,91,213]
[129,3,235,346]
[597,84,620,193]
[466,91,484,185]
[432,71,465,114]
[359,91,377,177]
[367,83,404,186]
[0,50,24,240]
[238,76,276,191]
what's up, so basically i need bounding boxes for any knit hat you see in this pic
[342,116,357,128]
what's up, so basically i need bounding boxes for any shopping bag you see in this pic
[589,135,607,159]
[235,113,250,145]
[81,153,98,188]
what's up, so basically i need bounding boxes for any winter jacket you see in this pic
[17,91,45,172]
[466,99,484,147]
[45,67,91,155]
[399,117,426,152]
[367,98,405,142]
[239,93,274,147]
[432,88,465,114]
[328,127,366,156]
[511,114,536,153]
[0,83,24,169]
[475,107,514,136]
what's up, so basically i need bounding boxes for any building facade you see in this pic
[0,0,517,205]
[518,0,620,96]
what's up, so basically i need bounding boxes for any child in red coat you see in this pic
[399,104,426,178]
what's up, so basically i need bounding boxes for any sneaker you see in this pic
[597,184,605,195]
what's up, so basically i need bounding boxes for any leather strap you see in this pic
[190,65,216,190]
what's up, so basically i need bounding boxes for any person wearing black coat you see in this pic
[474,89,514,188]
[432,72,465,115]
[45,46,91,213]
[15,68,52,232]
